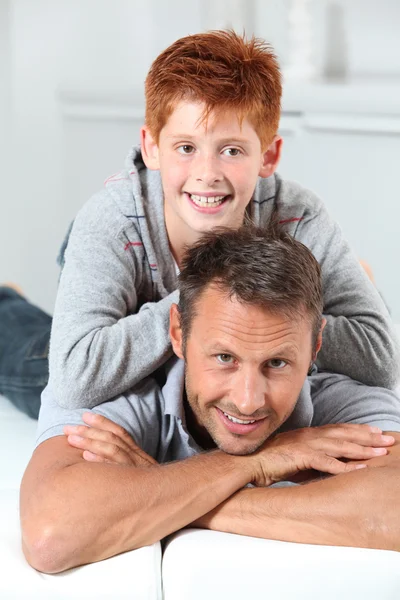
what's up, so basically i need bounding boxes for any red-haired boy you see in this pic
[0,30,398,417]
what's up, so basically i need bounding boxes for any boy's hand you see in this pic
[64,412,157,467]
[249,424,395,487]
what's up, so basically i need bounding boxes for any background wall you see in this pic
[1,0,399,318]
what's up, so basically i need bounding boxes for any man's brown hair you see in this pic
[145,30,282,149]
[178,224,323,350]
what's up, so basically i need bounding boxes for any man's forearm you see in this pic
[21,440,253,573]
[195,460,400,551]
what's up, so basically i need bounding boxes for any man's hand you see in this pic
[64,413,157,467]
[249,424,395,487]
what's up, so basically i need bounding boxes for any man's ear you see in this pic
[313,317,327,360]
[169,304,184,359]
[259,135,283,179]
[140,125,160,170]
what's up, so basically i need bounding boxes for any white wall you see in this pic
[0,1,13,286]
[1,0,400,318]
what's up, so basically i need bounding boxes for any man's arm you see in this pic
[20,436,252,574]
[195,433,400,551]
[22,416,395,574]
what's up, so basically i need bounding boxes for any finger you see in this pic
[82,450,105,462]
[82,412,140,451]
[307,452,367,476]
[64,424,135,456]
[307,438,389,460]
[67,434,133,465]
[309,425,395,448]
[65,419,158,465]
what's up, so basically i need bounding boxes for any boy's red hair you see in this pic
[145,30,282,149]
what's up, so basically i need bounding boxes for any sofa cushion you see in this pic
[0,395,163,599]
[162,529,400,600]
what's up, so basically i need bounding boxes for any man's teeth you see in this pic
[224,412,256,425]
[190,194,226,207]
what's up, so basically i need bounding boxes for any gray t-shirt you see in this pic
[48,146,400,411]
[36,360,400,461]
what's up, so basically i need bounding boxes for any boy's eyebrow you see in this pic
[165,134,252,146]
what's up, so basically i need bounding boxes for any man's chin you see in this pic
[215,436,266,456]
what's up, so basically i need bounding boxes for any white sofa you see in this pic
[2,370,400,599]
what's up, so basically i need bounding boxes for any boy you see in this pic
[0,30,398,417]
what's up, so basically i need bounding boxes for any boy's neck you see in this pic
[164,202,204,268]
[167,225,202,269]
[165,202,253,268]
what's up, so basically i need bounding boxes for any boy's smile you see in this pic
[141,101,282,264]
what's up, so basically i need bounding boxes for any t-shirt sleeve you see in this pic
[49,191,178,410]
[310,372,400,432]
[36,379,163,460]
[291,188,400,390]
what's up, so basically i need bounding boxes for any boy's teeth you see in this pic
[224,412,256,425]
[190,194,226,207]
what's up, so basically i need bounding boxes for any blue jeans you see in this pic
[0,287,51,419]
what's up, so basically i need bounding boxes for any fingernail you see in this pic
[64,427,78,435]
[83,412,95,420]
[373,448,387,455]
[68,435,83,443]
[355,464,367,469]
[370,427,382,433]
[381,435,395,443]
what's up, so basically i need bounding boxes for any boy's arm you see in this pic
[49,194,177,409]
[293,198,399,388]
[195,434,400,551]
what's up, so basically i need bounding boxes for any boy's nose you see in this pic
[194,155,223,186]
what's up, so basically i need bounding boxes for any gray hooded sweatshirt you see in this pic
[48,146,400,408]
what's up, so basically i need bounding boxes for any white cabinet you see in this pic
[278,81,400,318]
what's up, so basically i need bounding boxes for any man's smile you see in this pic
[215,407,267,435]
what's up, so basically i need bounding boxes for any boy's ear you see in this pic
[140,126,160,170]
[169,304,184,359]
[313,317,327,360]
[259,135,283,179]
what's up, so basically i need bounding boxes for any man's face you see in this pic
[173,286,317,456]
[142,101,281,246]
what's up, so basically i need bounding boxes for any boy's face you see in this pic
[142,101,281,251]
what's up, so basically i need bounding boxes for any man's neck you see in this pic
[183,395,216,451]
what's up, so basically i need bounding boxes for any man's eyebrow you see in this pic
[266,344,299,361]
[205,342,300,360]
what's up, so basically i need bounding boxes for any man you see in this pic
[20,226,400,573]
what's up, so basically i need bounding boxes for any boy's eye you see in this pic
[266,359,287,369]
[177,145,195,154]
[222,148,241,157]
[216,354,234,364]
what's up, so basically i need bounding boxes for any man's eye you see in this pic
[267,359,287,369]
[177,145,195,154]
[222,148,241,157]
[216,354,234,364]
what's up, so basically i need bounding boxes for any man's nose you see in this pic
[232,369,267,416]
[194,153,223,186]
